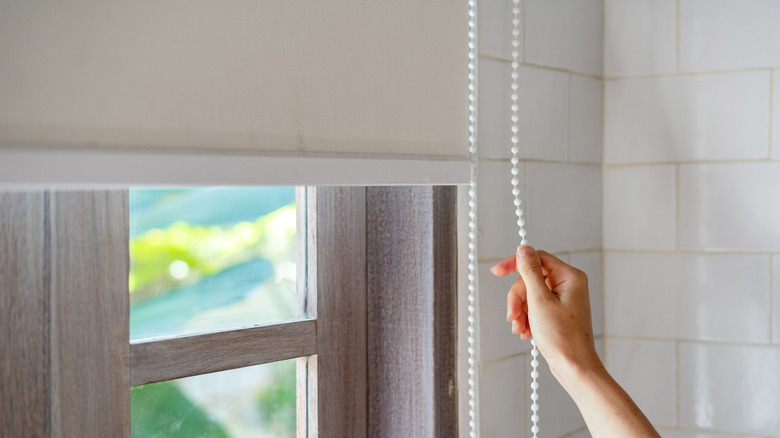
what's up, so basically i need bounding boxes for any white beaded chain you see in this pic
[466,1,480,437]
[509,1,540,437]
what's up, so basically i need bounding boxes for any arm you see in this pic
[490,245,660,438]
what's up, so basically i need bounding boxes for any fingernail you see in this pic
[517,245,535,257]
[506,307,512,321]
[490,265,498,275]
[511,320,518,334]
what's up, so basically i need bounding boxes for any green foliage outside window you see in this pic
[130,188,297,438]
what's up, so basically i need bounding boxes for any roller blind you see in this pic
[0,1,469,185]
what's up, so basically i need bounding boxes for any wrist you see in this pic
[550,351,607,396]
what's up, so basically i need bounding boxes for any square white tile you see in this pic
[525,0,603,76]
[569,75,602,164]
[679,162,780,251]
[604,72,771,164]
[525,163,601,252]
[604,0,677,77]
[478,262,533,362]
[603,165,676,250]
[679,343,780,435]
[480,355,527,438]
[605,252,771,342]
[605,339,676,427]
[525,353,587,437]
[478,0,517,61]
[679,0,780,72]
[569,251,603,337]
[478,61,569,161]
[478,161,523,259]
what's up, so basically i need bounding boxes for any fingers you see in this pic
[490,254,517,276]
[506,277,527,321]
[514,245,551,303]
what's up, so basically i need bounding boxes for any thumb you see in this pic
[515,245,551,303]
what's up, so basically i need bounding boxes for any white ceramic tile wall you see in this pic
[524,354,586,437]
[478,160,523,258]
[603,165,676,250]
[480,355,527,438]
[478,0,516,61]
[478,59,569,161]
[479,263,533,362]
[605,252,771,343]
[679,343,780,436]
[603,0,677,77]
[678,163,780,252]
[603,2,780,436]
[524,0,602,76]
[474,1,603,436]
[679,0,780,72]
[568,75,602,164]
[604,72,770,164]
[605,339,676,426]
[525,163,601,253]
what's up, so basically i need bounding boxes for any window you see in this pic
[0,186,458,437]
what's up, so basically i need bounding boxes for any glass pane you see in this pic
[129,187,298,341]
[131,360,298,438]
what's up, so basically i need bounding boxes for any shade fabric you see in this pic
[0,1,468,162]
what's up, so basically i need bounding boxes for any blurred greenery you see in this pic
[130,205,296,302]
[131,383,229,438]
[256,361,297,438]
[129,187,298,438]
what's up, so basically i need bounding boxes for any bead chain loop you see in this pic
[509,1,539,437]
[466,1,480,437]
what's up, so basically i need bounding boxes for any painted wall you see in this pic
[473,1,603,437]
[603,1,780,437]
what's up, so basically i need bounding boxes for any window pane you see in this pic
[131,360,297,438]
[129,187,298,341]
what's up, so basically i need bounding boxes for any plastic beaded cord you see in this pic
[465,1,538,437]
[507,1,540,437]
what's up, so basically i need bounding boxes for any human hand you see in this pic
[490,245,602,379]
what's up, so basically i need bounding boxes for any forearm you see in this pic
[556,363,660,438]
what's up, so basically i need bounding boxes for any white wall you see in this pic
[603,1,780,437]
[475,1,603,437]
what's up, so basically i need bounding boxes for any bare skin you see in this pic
[490,245,660,438]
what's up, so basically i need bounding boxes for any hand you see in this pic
[490,245,602,380]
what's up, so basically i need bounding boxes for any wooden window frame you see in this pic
[1,185,458,437]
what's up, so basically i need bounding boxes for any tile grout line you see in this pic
[675,340,680,427]
[567,73,573,163]
[602,248,777,256]
[601,0,607,361]
[608,334,778,349]
[770,254,774,344]
[604,158,778,168]
[480,157,602,166]
[769,69,774,159]
[675,164,680,250]
[479,53,602,81]
[603,65,773,82]
[676,0,681,74]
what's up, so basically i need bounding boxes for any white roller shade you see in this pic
[0,1,468,171]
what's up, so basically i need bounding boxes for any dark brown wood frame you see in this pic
[0,186,458,438]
